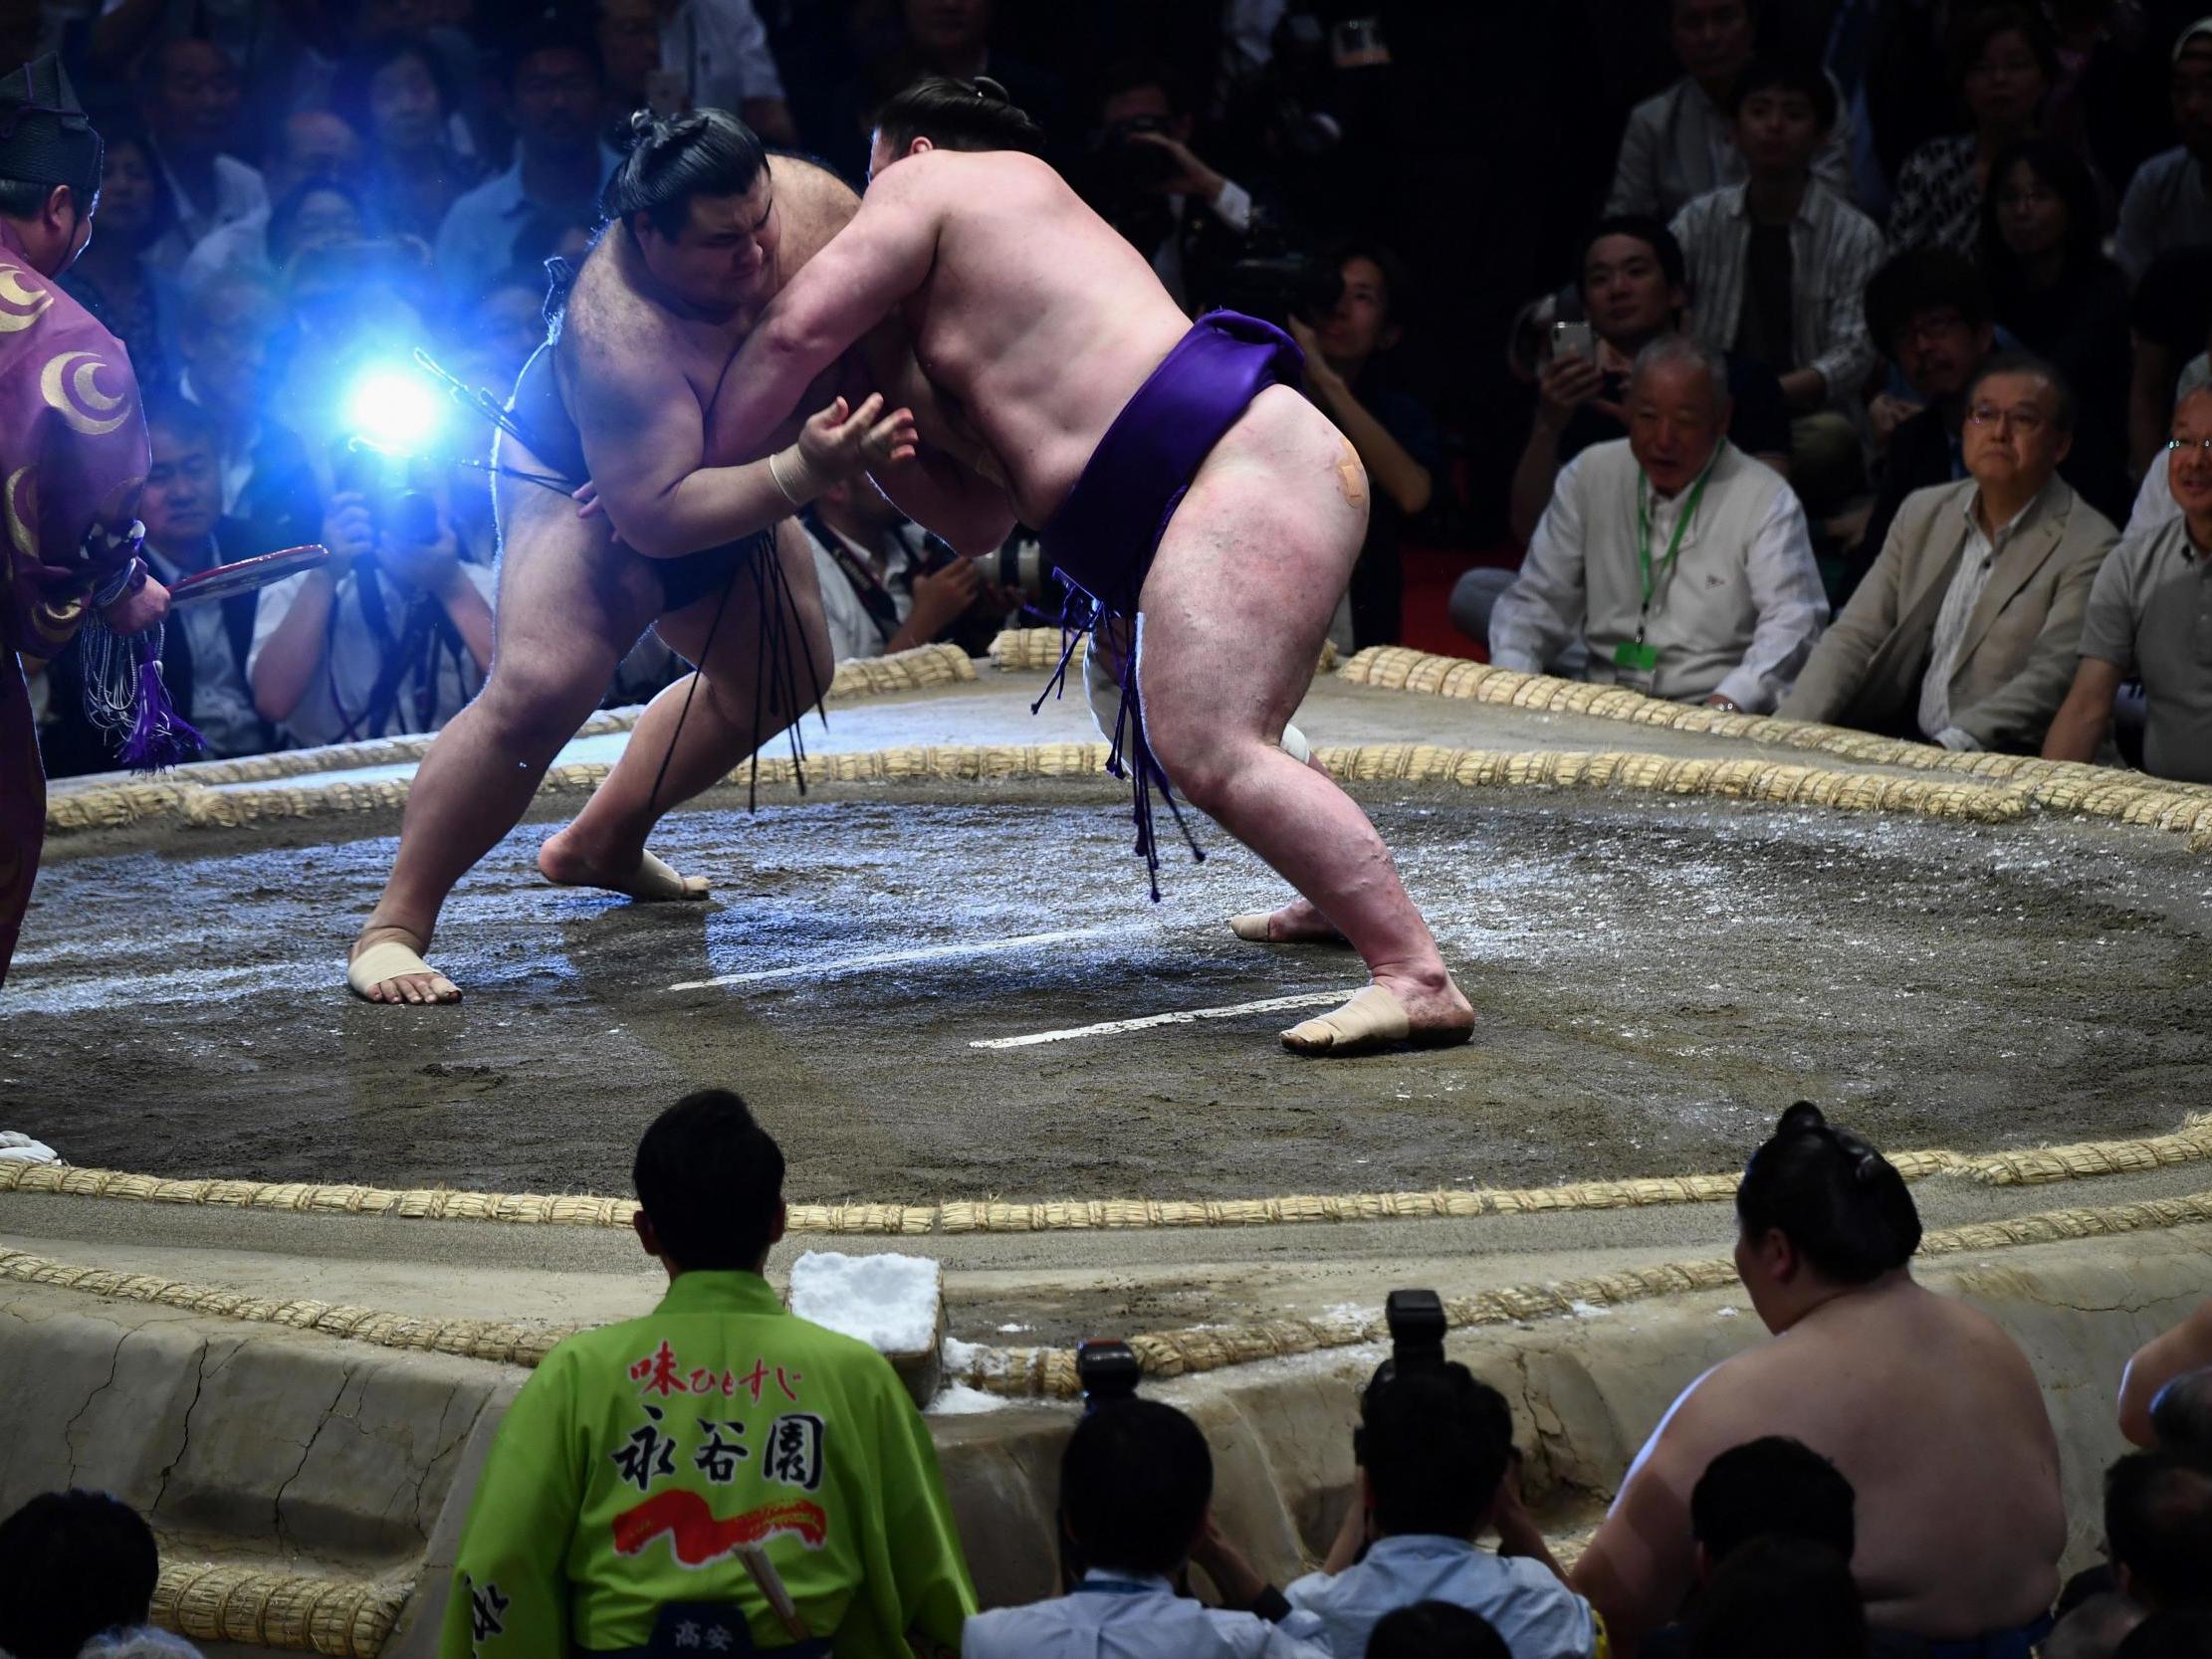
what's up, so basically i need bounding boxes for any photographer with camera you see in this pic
[796,474,1012,662]
[247,457,496,747]
[962,1394,1329,1658]
[1283,241,1438,652]
[1082,63,1262,316]
[1276,1294,1597,1659]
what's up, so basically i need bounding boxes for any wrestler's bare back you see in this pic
[844,150,1198,528]
[1581,1277,2065,1640]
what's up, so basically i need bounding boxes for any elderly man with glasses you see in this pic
[2044,383,2212,783]
[1781,352,2117,752]
[1489,333,1828,714]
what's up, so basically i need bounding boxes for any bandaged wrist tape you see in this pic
[767,445,827,508]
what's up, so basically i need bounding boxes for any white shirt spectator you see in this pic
[802,516,928,663]
[1669,181,1886,409]
[247,561,497,747]
[964,1571,1329,1659]
[1281,1536,1597,1659]
[2114,147,2212,286]
[661,0,785,113]
[1490,438,1828,712]
[143,143,268,275]
[1608,75,1858,222]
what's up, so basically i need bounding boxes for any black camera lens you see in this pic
[1075,1339,1143,1409]
[1384,1288,1447,1374]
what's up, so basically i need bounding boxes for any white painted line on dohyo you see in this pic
[669,928,1128,993]
[971,989,1358,1050]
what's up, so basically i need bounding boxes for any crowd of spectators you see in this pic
[1462,0,2212,787]
[4,0,1449,779]
[5,1092,2211,1658]
[7,0,2212,789]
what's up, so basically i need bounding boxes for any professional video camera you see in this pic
[1352,1288,1449,1466]
[1076,1338,1143,1411]
[1222,224,1343,332]
[970,530,1061,611]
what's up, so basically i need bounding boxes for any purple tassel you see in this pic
[79,617,202,772]
[116,639,202,770]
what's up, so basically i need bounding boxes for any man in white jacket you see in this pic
[1489,335,1828,713]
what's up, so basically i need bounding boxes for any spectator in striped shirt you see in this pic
[1670,56,1886,516]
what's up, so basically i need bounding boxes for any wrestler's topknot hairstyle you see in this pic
[603,107,769,241]
[632,1088,785,1271]
[1735,1103,1921,1284]
[874,75,1045,158]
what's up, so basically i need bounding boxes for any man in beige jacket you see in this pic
[1781,353,2117,751]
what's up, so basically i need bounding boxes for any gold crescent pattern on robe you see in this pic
[4,467,35,564]
[0,265,53,334]
[40,349,130,437]
[5,465,85,648]
[73,358,123,413]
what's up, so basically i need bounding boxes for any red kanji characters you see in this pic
[628,1341,690,1397]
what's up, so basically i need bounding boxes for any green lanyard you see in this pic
[1618,460,1713,674]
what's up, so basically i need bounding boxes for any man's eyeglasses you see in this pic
[1966,403,2049,434]
[2165,436,2212,454]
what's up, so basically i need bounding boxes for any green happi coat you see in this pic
[440,1271,976,1657]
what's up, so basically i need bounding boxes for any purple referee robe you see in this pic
[0,217,148,989]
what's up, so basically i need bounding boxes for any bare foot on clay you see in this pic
[1228,898,1349,944]
[347,924,461,1005]
[1280,973,1474,1057]
[538,826,710,901]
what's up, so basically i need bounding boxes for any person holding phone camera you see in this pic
[1505,217,1791,550]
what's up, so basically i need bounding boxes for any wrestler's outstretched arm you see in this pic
[715,163,944,464]
[565,324,914,560]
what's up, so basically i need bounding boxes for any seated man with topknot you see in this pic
[1569,1103,2066,1657]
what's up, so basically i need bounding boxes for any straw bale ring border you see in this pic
[155,1560,408,1656]
[953,1187,2212,1398]
[1336,646,2212,837]
[6,1119,2210,1237]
